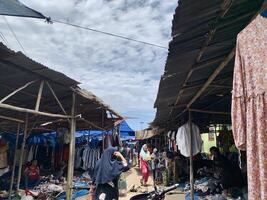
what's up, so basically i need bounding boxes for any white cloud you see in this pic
[0,0,177,130]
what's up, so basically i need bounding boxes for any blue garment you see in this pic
[261,8,267,18]
[185,192,199,200]
[56,189,89,200]
[25,176,40,189]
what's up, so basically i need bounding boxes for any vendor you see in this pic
[24,160,40,189]
[210,147,244,193]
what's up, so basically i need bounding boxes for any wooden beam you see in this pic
[66,92,76,200]
[46,81,69,116]
[35,80,44,111]
[189,111,194,200]
[9,123,20,199]
[0,103,71,118]
[0,115,24,123]
[80,118,106,131]
[187,49,235,108]
[190,109,231,115]
[168,103,187,109]
[0,80,37,103]
[16,114,28,190]
[209,84,232,89]
[170,0,233,112]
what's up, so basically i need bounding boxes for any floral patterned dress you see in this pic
[232,15,267,200]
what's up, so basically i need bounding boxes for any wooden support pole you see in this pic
[46,81,69,116]
[66,92,76,200]
[102,109,105,150]
[0,80,37,104]
[16,114,28,190]
[0,103,71,118]
[8,123,20,200]
[35,80,44,111]
[189,111,194,200]
[0,115,24,123]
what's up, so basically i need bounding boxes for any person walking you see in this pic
[139,144,151,186]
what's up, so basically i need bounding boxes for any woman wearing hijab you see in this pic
[139,144,151,186]
[89,147,129,200]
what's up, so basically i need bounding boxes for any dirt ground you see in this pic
[77,167,185,200]
[120,167,185,200]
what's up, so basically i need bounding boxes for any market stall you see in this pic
[0,43,122,200]
[152,0,267,199]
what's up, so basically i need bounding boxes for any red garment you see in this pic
[62,145,69,162]
[25,166,39,180]
[140,157,150,183]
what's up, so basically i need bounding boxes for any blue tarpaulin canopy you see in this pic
[0,121,135,146]
[119,121,135,140]
[0,0,46,19]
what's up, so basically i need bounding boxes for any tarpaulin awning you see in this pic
[119,121,135,136]
[0,0,46,19]
[135,129,158,140]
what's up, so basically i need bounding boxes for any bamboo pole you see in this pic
[0,103,71,118]
[0,80,37,104]
[16,114,29,190]
[35,80,44,111]
[102,109,105,150]
[66,92,76,200]
[0,115,24,123]
[46,81,69,117]
[189,111,194,200]
[8,123,20,200]
[80,118,106,131]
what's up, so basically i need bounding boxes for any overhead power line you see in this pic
[52,19,168,50]
[0,31,9,45]
[3,16,27,55]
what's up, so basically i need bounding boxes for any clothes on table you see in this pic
[176,122,202,157]
[231,14,267,200]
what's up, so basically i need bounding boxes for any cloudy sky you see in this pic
[0,0,177,130]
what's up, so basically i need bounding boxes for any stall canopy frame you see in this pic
[0,42,122,200]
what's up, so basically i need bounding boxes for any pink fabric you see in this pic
[140,157,149,183]
[232,15,267,200]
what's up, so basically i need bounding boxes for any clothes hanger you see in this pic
[261,7,267,18]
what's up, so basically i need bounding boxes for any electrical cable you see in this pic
[52,19,168,50]
[0,31,8,44]
[3,16,27,54]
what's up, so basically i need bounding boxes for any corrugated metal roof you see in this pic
[0,43,121,132]
[152,0,265,129]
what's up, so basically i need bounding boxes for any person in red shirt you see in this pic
[24,160,40,189]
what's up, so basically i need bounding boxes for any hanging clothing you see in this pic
[27,146,34,162]
[81,147,100,171]
[176,122,202,157]
[232,15,267,200]
[171,131,177,151]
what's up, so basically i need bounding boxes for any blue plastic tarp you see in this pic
[0,0,45,19]
[0,120,135,146]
